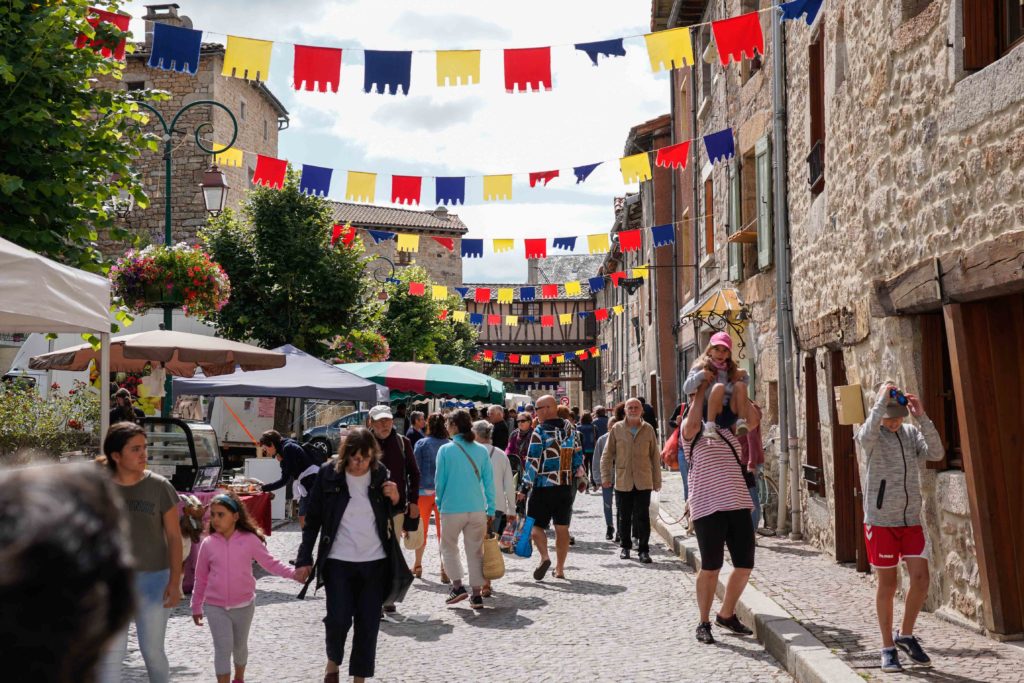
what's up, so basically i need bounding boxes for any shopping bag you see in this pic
[513,516,535,558]
[482,533,506,580]
[499,516,517,548]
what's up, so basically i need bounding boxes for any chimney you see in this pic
[431,205,449,220]
[142,4,192,47]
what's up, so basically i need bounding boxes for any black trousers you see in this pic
[616,488,652,553]
[323,558,387,678]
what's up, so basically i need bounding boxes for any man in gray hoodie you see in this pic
[855,381,944,673]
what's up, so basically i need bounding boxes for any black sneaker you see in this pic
[445,586,468,605]
[880,647,903,673]
[569,535,576,546]
[715,613,753,635]
[696,621,715,644]
[638,551,652,564]
[533,558,551,581]
[620,549,630,560]
[894,631,931,667]
[470,594,484,609]
[606,526,614,540]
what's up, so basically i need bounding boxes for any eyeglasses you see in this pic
[517,419,531,424]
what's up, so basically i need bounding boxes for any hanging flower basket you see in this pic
[328,329,390,363]
[110,243,231,318]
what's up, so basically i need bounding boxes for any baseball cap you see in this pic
[368,405,394,421]
[709,331,733,351]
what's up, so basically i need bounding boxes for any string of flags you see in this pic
[473,344,611,365]
[404,269,647,307]
[438,303,632,328]
[75,4,823,94]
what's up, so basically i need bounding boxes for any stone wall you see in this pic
[359,233,464,289]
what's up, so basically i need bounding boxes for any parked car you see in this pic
[301,410,368,454]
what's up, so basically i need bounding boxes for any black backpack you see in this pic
[301,440,330,466]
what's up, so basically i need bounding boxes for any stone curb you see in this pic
[652,510,864,683]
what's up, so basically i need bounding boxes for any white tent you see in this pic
[0,236,112,437]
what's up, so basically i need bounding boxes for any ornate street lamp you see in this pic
[200,164,230,217]
[109,187,135,219]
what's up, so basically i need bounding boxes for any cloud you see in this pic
[374,97,484,132]
[390,12,511,42]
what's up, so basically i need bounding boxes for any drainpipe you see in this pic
[771,2,801,538]
[690,60,701,301]
[668,6,681,424]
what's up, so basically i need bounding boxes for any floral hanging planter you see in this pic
[328,329,391,363]
[111,243,231,318]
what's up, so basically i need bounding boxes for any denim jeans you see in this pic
[98,568,171,683]
[677,444,690,500]
[601,486,615,528]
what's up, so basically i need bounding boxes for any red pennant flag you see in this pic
[595,308,609,321]
[252,155,287,189]
[541,315,554,327]
[487,314,501,326]
[578,351,589,360]
[475,288,491,303]
[529,170,559,187]
[618,229,642,252]
[438,309,449,321]
[293,45,342,93]
[590,346,598,354]
[524,239,547,259]
[541,284,558,299]
[609,271,627,287]
[509,354,520,364]
[76,8,130,61]
[484,350,494,360]
[408,282,426,296]
[655,140,691,169]
[331,224,356,247]
[473,353,482,361]
[432,236,454,252]
[331,224,342,246]
[503,47,552,93]
[543,356,553,365]
[391,175,422,205]
[711,12,765,66]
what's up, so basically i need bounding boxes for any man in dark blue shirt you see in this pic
[259,430,318,528]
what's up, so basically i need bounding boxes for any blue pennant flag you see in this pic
[577,311,589,320]
[469,313,484,325]
[530,355,541,364]
[455,287,470,298]
[651,224,675,247]
[436,177,466,205]
[600,343,609,350]
[524,316,537,323]
[461,239,483,258]
[574,38,627,66]
[520,287,536,301]
[366,229,396,244]
[363,50,412,95]
[495,352,507,362]
[703,129,735,164]
[299,165,332,197]
[148,23,203,75]
[573,162,602,184]
[588,276,605,293]
[552,236,577,251]
[779,0,823,25]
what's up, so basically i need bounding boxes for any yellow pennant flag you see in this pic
[644,27,694,73]
[497,288,514,304]
[431,285,448,301]
[541,355,550,364]
[559,313,573,325]
[632,265,649,279]
[592,348,601,358]
[564,281,582,296]
[346,172,376,203]
[493,238,514,253]
[620,152,653,184]
[453,310,467,322]
[505,315,518,326]
[587,233,610,254]
[555,354,565,363]
[213,146,243,168]
[396,234,420,253]
[613,305,624,315]
[483,175,513,201]
[222,36,273,81]
[519,354,531,366]
[436,50,481,87]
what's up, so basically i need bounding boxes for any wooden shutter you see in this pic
[962,0,998,71]
[728,159,742,282]
[755,135,773,269]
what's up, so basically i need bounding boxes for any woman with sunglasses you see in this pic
[505,412,535,484]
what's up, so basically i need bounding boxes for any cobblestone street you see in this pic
[120,488,790,682]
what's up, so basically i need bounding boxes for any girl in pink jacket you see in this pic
[191,492,300,683]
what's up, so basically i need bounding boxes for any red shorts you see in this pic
[863,524,927,568]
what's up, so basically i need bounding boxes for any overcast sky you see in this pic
[119,0,669,282]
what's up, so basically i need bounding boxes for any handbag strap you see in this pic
[690,424,747,481]
[453,441,481,481]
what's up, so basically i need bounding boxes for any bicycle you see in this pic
[756,470,779,535]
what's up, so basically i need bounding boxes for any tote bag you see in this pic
[482,532,506,579]
[513,516,535,558]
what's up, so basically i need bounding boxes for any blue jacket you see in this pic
[435,435,495,516]
[262,439,313,492]
[413,435,448,492]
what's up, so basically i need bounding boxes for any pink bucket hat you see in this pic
[709,331,733,351]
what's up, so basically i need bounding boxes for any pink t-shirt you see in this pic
[681,426,753,521]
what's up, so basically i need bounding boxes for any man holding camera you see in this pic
[856,381,944,673]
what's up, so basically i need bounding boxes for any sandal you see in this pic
[412,565,422,579]
[481,586,492,597]
[440,568,451,584]
[553,571,566,579]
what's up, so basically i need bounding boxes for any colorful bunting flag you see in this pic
[436,177,466,205]
[432,285,448,301]
[396,234,420,253]
[453,310,467,322]
[461,239,483,258]
[651,224,675,247]
[531,355,541,364]
[573,162,602,184]
[391,176,422,205]
[541,355,551,364]
[565,281,582,296]
[609,271,627,286]
[223,36,272,81]
[711,12,765,66]
[408,281,425,296]
[76,7,130,61]
[588,276,605,293]
[366,229,396,244]
[613,305,624,315]
[488,314,501,326]
[345,171,376,202]
[483,175,513,201]
[520,355,531,366]
[503,47,552,93]
[704,129,736,164]
[574,38,627,65]
[364,50,412,95]
[294,45,342,92]
[470,313,484,325]
[621,152,653,184]
[505,315,518,326]
[541,315,555,327]
[619,229,642,252]
[495,352,507,361]
[299,165,332,196]
[555,354,565,363]
[529,170,559,187]
[213,147,243,168]
[552,237,577,251]
[655,140,691,169]
[436,50,481,86]
[493,239,515,254]
[524,239,547,259]
[559,313,573,325]
[633,265,649,279]
[148,22,203,74]
[252,154,287,189]
[438,309,449,321]
[541,284,558,299]
[780,0,823,26]
[644,26,695,73]
[509,354,520,364]
[474,288,491,303]
[432,236,455,252]
[498,288,514,304]
[588,233,610,254]
[520,287,536,301]
[455,287,470,298]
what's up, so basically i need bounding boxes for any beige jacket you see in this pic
[600,421,661,492]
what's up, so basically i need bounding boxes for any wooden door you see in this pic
[830,350,868,571]
[943,295,1024,636]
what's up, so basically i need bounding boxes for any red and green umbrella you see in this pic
[336,362,505,404]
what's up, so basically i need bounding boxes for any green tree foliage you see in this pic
[0,1,156,273]
[200,172,368,357]
[374,265,478,366]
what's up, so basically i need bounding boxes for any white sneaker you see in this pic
[735,419,749,436]
[703,422,722,441]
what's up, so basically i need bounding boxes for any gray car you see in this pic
[301,410,368,454]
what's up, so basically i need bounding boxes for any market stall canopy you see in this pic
[0,236,110,334]
[29,329,286,377]
[337,362,505,404]
[171,344,388,403]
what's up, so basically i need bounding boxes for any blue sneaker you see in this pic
[880,647,903,673]
[894,631,932,667]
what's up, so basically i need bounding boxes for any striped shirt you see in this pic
[681,425,753,521]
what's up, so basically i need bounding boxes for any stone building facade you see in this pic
[95,4,288,252]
